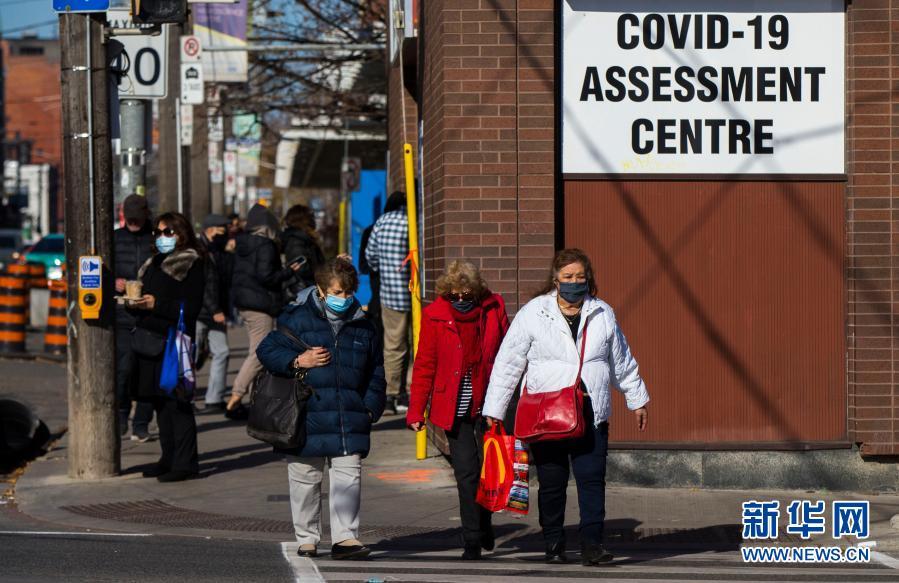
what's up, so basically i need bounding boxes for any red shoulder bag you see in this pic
[514,319,589,443]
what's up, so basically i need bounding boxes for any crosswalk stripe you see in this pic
[280,542,325,583]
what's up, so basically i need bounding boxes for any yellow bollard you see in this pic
[338,198,348,255]
[404,143,427,460]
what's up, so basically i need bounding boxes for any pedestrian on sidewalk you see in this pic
[483,249,650,567]
[257,257,386,561]
[113,194,156,442]
[282,204,324,298]
[407,261,509,560]
[196,214,234,412]
[364,191,411,415]
[226,203,302,420]
[130,212,206,483]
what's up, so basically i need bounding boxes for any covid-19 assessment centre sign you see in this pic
[562,0,845,175]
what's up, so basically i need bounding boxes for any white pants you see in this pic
[287,454,362,546]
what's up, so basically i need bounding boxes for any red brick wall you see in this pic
[388,56,417,193]
[2,44,62,167]
[415,0,556,313]
[846,1,899,455]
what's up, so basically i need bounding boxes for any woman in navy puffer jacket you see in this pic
[257,258,385,561]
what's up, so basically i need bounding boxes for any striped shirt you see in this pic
[364,210,411,312]
[456,368,473,418]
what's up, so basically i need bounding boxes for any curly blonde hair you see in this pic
[435,260,488,299]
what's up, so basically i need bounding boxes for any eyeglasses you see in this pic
[153,228,176,238]
[444,291,475,302]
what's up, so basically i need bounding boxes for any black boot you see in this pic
[581,542,613,566]
[461,543,481,560]
[480,524,495,551]
[141,464,169,478]
[544,541,567,564]
[157,470,199,483]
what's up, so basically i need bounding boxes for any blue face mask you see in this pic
[558,281,589,304]
[325,294,354,314]
[156,236,177,254]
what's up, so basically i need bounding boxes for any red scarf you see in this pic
[453,305,482,369]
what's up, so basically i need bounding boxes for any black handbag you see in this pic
[131,327,167,357]
[246,328,314,449]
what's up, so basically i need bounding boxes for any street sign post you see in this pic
[108,10,168,99]
[180,63,204,104]
[180,35,202,62]
[53,0,109,13]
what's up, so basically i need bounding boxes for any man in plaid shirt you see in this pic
[365,192,411,413]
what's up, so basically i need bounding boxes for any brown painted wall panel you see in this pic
[564,181,846,445]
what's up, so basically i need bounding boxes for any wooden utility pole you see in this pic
[60,13,119,479]
[157,23,182,213]
[189,104,210,224]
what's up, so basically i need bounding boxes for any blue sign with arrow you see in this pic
[53,0,110,13]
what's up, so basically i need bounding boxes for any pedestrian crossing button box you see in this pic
[78,256,103,320]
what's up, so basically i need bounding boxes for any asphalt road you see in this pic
[0,502,291,583]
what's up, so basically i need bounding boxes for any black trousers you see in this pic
[115,327,154,433]
[151,398,199,473]
[446,415,492,545]
[530,397,609,549]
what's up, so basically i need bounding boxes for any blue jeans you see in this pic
[529,397,609,549]
[196,321,230,405]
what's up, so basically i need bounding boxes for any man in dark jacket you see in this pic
[225,203,300,418]
[113,194,155,441]
[196,214,233,412]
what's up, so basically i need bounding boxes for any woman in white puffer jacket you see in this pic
[483,248,649,568]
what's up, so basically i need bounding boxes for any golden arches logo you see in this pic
[481,437,507,484]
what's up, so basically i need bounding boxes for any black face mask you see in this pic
[451,299,476,314]
[205,234,225,252]
[558,281,589,303]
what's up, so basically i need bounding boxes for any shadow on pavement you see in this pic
[372,518,741,562]
[197,418,246,434]
[199,450,280,477]
[373,416,411,432]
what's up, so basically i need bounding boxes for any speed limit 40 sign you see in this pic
[108,9,168,99]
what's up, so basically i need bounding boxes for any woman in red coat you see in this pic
[407,261,510,560]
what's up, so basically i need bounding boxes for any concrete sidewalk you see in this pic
[8,326,899,557]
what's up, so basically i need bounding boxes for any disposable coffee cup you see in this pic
[125,280,143,300]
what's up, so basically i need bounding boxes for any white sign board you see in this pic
[181,64,205,105]
[108,10,168,99]
[180,103,194,146]
[181,35,202,62]
[562,0,845,175]
[224,150,238,200]
[207,112,224,142]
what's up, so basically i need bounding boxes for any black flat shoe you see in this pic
[156,470,199,483]
[461,544,482,560]
[545,542,567,564]
[141,465,170,478]
[330,543,371,560]
[296,546,317,558]
[581,543,614,566]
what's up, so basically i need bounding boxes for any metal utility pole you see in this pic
[157,24,182,213]
[59,13,119,479]
[118,99,147,200]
